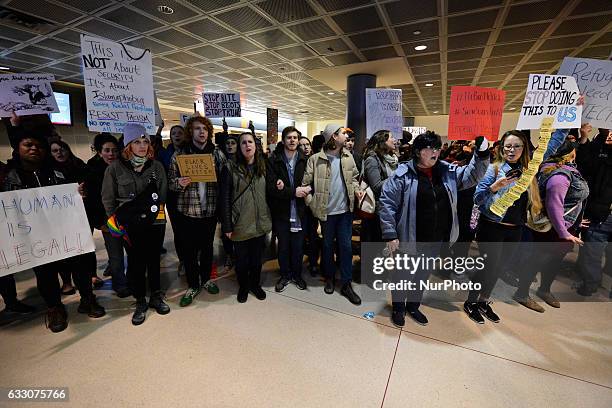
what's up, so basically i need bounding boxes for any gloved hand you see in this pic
[475,135,488,152]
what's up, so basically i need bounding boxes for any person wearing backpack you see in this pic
[514,139,589,312]
[219,132,272,303]
[360,130,398,243]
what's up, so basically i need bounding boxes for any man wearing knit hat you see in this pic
[302,124,364,305]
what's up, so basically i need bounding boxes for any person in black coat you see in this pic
[267,126,311,292]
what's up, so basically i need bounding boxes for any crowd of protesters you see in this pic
[1,110,610,332]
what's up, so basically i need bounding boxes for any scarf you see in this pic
[382,153,398,177]
[282,150,301,232]
[130,155,148,168]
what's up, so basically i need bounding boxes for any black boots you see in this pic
[340,282,361,305]
[77,296,106,318]
[148,291,170,315]
[46,305,68,333]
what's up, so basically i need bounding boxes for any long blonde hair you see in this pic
[495,130,543,215]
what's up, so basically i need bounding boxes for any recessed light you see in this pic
[413,30,422,35]
[509,107,516,110]
[157,5,174,14]
[414,45,427,51]
[425,83,434,87]
[0,66,9,70]
[433,111,439,114]
[327,92,335,95]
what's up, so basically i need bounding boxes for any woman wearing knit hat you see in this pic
[101,123,169,326]
[514,138,589,312]
[302,124,364,305]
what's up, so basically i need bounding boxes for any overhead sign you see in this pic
[448,86,505,141]
[558,57,612,129]
[0,184,96,276]
[0,73,58,117]
[81,34,155,134]
[366,88,403,140]
[202,92,241,118]
[517,74,582,130]
[267,107,278,144]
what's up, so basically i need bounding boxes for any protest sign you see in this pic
[203,92,241,118]
[517,74,582,130]
[267,107,278,144]
[448,86,505,141]
[0,184,96,276]
[558,57,612,129]
[366,88,403,140]
[404,126,427,136]
[81,34,155,134]
[176,154,217,182]
[179,113,192,126]
[0,73,58,117]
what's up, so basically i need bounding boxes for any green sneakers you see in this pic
[180,287,201,307]
[202,280,219,295]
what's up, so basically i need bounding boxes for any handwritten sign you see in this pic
[448,86,505,141]
[403,126,427,136]
[0,184,96,276]
[176,154,217,182]
[267,107,278,144]
[180,113,192,126]
[203,92,241,118]
[366,88,403,140]
[517,74,582,130]
[558,57,612,129]
[0,73,58,117]
[81,34,155,134]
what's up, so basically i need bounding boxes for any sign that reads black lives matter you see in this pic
[203,92,241,118]
[80,35,155,134]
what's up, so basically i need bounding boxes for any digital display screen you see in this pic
[49,92,72,125]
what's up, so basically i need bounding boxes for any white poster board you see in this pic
[0,73,58,117]
[517,74,582,130]
[366,88,403,140]
[203,92,241,118]
[81,34,155,134]
[180,113,192,126]
[404,126,427,136]
[558,57,612,129]
[0,184,96,276]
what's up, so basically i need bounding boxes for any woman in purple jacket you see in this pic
[514,140,589,312]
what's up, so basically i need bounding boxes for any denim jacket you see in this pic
[474,129,569,223]
[379,152,489,245]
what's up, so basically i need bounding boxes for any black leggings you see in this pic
[234,235,266,291]
[468,218,522,302]
[124,224,165,299]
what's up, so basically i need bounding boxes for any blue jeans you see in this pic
[102,230,127,291]
[320,212,353,284]
[578,214,612,292]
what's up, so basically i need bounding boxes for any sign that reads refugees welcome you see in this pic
[517,74,582,130]
[448,86,505,141]
[0,184,96,276]
[558,57,612,129]
[81,34,155,134]
[0,73,59,117]
[366,88,403,140]
[203,92,241,118]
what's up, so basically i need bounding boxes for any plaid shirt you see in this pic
[168,148,225,218]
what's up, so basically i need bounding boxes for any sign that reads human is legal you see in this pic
[517,74,582,130]
[448,86,506,141]
[81,34,155,134]
[558,57,612,129]
[0,184,96,276]
[203,92,241,118]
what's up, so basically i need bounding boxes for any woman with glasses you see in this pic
[464,128,568,324]
[379,131,489,327]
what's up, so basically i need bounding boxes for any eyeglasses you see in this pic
[51,147,66,154]
[503,144,524,151]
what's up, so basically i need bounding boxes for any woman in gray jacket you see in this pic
[102,123,169,326]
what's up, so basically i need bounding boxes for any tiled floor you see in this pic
[1,229,611,408]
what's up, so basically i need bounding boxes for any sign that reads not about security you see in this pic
[203,92,241,118]
[516,74,582,130]
[448,86,505,141]
[558,57,612,129]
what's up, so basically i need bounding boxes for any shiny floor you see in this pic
[1,228,611,408]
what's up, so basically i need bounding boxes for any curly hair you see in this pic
[185,116,214,148]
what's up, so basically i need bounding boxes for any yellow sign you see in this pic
[490,117,553,217]
[176,154,217,182]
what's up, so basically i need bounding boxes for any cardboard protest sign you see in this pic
[0,73,58,117]
[203,92,241,118]
[176,154,217,182]
[366,88,403,140]
[0,184,96,276]
[558,57,612,129]
[448,86,505,141]
[267,107,278,144]
[517,74,582,130]
[81,34,155,134]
